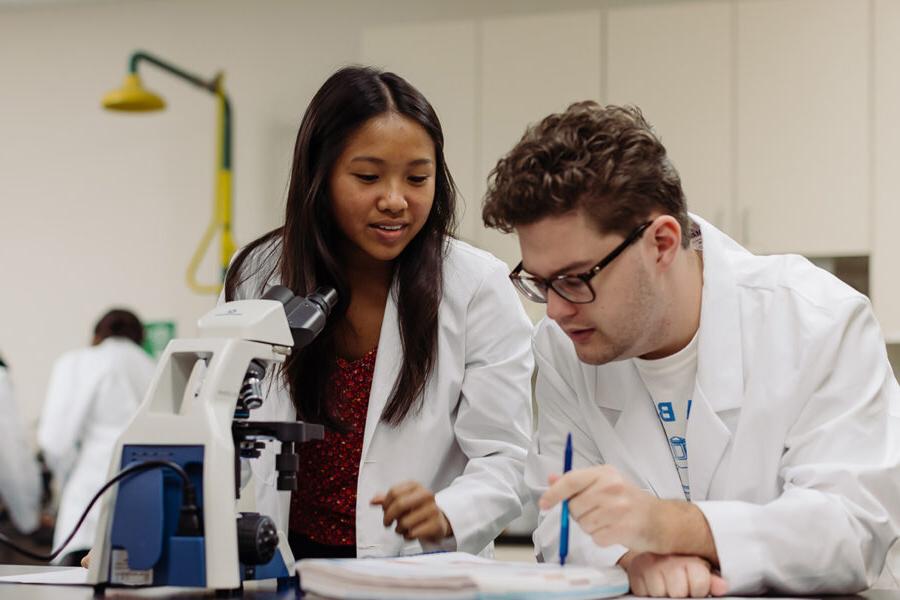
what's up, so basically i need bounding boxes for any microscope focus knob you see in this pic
[237,512,279,565]
[276,442,299,491]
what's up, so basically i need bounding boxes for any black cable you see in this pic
[0,460,195,562]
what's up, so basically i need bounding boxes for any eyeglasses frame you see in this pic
[509,220,653,304]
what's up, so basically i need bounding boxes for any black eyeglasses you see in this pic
[510,221,652,304]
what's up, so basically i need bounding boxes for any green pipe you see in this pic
[128,50,231,170]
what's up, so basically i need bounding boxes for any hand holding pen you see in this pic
[540,457,719,560]
[540,433,727,596]
[541,459,665,554]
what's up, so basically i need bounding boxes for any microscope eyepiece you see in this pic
[306,287,338,317]
[262,285,338,350]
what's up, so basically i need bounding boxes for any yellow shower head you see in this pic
[101,74,165,112]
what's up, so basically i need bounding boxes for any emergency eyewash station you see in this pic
[0,51,341,593]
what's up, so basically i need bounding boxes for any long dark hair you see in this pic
[225,66,457,429]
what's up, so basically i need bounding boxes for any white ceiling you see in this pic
[0,0,132,6]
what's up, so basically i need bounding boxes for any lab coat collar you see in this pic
[686,383,733,500]
[692,213,745,414]
[683,215,744,499]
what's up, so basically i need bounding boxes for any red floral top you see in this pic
[289,347,376,546]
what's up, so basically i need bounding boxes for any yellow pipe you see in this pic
[186,87,235,294]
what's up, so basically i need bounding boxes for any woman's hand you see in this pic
[371,481,452,543]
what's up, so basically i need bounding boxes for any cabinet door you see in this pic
[872,0,900,340]
[361,21,479,243]
[480,10,602,321]
[607,1,733,236]
[479,10,603,266]
[736,0,870,256]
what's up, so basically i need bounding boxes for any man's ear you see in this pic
[650,215,682,270]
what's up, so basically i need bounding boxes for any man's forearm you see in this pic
[656,500,719,566]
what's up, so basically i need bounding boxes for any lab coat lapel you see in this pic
[686,214,743,499]
[685,384,731,500]
[610,366,685,499]
[360,287,402,465]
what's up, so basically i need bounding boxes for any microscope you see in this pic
[86,285,337,593]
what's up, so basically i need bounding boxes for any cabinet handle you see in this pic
[741,207,750,246]
[714,209,725,231]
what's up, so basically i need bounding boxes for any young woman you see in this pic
[225,66,534,560]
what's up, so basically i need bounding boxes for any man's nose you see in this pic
[545,288,578,322]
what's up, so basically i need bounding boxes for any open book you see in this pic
[296,552,629,600]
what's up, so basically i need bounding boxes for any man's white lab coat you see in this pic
[527,215,900,595]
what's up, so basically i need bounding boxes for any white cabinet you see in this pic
[478,11,603,272]
[606,1,734,236]
[361,20,480,244]
[735,0,870,256]
[358,1,897,332]
[479,11,602,322]
[872,0,900,340]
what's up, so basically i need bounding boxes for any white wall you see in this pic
[2,0,898,430]
[0,0,587,424]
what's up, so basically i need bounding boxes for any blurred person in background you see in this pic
[37,309,155,566]
[0,352,43,562]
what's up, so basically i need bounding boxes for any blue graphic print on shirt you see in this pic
[657,400,692,499]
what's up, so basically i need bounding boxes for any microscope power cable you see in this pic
[0,460,199,562]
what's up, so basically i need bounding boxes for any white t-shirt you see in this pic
[633,331,699,500]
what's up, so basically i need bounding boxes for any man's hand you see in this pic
[539,465,718,563]
[371,481,452,543]
[80,549,92,568]
[539,465,668,554]
[619,552,728,598]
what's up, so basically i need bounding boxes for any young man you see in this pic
[482,102,900,597]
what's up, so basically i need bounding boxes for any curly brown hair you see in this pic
[482,101,690,247]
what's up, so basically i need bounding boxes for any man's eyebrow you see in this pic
[522,259,595,278]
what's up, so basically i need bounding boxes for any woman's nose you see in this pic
[377,184,408,214]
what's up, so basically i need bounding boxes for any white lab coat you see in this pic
[0,365,41,533]
[527,215,900,595]
[37,337,156,557]
[233,238,534,557]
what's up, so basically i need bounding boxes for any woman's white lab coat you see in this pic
[234,238,534,558]
[0,365,41,533]
[527,215,900,595]
[37,337,156,557]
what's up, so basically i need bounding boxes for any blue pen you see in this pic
[559,432,573,566]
